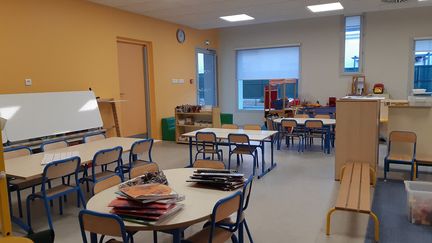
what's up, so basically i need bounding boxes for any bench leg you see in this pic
[326,208,337,235]
[369,211,380,242]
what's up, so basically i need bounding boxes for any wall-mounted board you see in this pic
[0,91,103,143]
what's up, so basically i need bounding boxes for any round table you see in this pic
[87,168,238,233]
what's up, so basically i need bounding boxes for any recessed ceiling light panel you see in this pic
[220,14,255,22]
[307,2,344,13]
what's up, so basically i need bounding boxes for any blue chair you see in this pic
[26,156,86,231]
[4,146,40,218]
[81,146,124,193]
[182,191,243,243]
[40,140,68,152]
[118,139,154,179]
[79,210,133,243]
[384,131,417,180]
[83,132,106,143]
[207,175,255,243]
[228,134,258,176]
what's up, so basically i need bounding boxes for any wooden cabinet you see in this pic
[335,99,380,180]
[175,107,221,144]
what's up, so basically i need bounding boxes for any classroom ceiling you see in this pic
[89,0,432,29]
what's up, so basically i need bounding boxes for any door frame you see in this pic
[195,48,218,106]
[117,37,155,138]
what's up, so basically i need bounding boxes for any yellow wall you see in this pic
[0,0,218,138]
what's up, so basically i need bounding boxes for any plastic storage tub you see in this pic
[405,180,432,225]
[408,96,432,107]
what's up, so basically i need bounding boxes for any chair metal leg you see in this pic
[244,219,254,243]
[231,234,239,243]
[59,197,63,215]
[43,198,54,230]
[78,188,86,209]
[153,231,158,243]
[370,211,380,242]
[26,195,34,231]
[17,189,23,218]
[228,153,232,169]
[238,221,244,243]
[326,208,337,236]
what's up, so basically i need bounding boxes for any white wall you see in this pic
[218,7,432,125]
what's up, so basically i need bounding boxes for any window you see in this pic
[236,46,300,110]
[414,39,432,92]
[343,16,362,73]
[196,49,217,106]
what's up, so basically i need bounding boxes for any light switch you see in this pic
[25,78,32,86]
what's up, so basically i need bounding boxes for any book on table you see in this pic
[187,169,246,191]
[109,173,184,225]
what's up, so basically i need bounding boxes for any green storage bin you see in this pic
[220,113,233,125]
[161,117,175,141]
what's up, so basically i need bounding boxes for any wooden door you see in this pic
[117,42,147,137]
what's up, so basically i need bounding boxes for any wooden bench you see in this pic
[326,162,380,242]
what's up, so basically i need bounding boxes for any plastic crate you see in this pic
[404,180,432,225]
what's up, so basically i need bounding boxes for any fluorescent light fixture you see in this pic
[307,2,344,13]
[220,14,254,22]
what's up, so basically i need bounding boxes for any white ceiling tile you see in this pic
[88,0,432,29]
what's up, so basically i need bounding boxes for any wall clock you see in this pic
[176,29,186,43]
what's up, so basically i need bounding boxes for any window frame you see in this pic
[410,37,432,95]
[235,44,301,112]
[195,48,218,106]
[341,15,364,75]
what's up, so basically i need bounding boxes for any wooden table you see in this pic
[5,137,140,180]
[87,168,238,243]
[181,128,278,178]
[273,117,336,154]
[4,137,141,233]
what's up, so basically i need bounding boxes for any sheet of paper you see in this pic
[41,151,80,165]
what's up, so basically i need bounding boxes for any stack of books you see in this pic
[109,182,184,225]
[187,169,245,191]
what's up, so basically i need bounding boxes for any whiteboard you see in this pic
[0,91,103,143]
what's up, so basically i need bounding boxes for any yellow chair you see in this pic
[130,163,159,179]
[5,146,40,218]
[315,114,330,119]
[93,175,122,194]
[40,140,68,151]
[384,131,416,180]
[79,210,132,243]
[243,124,261,130]
[294,114,309,118]
[83,133,106,143]
[182,191,243,243]
[221,124,239,129]
[193,159,225,169]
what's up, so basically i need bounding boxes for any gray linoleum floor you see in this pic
[10,140,407,243]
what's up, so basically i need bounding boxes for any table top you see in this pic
[86,168,238,231]
[273,117,336,125]
[0,237,33,243]
[181,128,278,141]
[5,137,140,180]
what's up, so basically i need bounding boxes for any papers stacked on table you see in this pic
[187,169,245,191]
[110,181,184,225]
[41,151,80,165]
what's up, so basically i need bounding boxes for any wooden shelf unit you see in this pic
[175,107,221,144]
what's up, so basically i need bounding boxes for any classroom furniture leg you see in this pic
[370,212,380,242]
[325,207,337,235]
[188,137,193,167]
